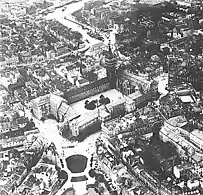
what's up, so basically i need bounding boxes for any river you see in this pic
[45,0,117,50]
[46,0,103,47]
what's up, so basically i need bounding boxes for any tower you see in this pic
[104,41,117,89]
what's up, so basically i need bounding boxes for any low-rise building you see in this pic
[116,69,151,96]
[102,112,157,138]
[127,91,143,107]
[124,95,136,113]
[30,94,50,119]
[69,110,99,136]
[33,163,58,191]
[88,41,106,58]
[106,98,125,119]
[16,162,58,195]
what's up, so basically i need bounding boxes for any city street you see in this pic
[24,105,100,195]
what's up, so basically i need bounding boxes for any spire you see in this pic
[108,39,112,53]
[107,40,114,59]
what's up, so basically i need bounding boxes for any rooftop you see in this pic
[167,115,188,128]
[30,94,50,106]
[65,77,109,98]
[190,129,203,141]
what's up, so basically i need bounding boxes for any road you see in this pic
[23,105,100,195]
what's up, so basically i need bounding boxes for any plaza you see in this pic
[70,89,124,115]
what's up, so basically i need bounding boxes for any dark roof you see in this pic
[16,117,28,124]
[8,82,25,92]
[65,77,109,98]
[61,187,75,195]
[78,78,88,84]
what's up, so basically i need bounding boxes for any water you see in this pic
[46,0,102,47]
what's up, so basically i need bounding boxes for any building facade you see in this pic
[116,69,151,96]
[106,98,125,119]
[69,110,99,137]
[30,94,50,119]
[64,77,110,104]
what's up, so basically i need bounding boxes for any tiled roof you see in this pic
[65,77,109,98]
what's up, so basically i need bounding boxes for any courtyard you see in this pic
[69,89,124,115]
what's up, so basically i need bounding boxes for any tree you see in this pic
[85,100,89,107]
[96,174,105,183]
[99,94,105,104]
[24,120,35,130]
[98,185,105,193]
[58,170,68,180]
[40,117,46,122]
[100,94,104,99]
[99,95,110,105]
[104,97,110,104]
[89,169,97,178]
[85,100,96,110]
[126,178,133,188]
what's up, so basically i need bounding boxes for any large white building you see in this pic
[190,129,203,150]
[30,94,79,121]
[69,110,99,136]
[30,94,50,119]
